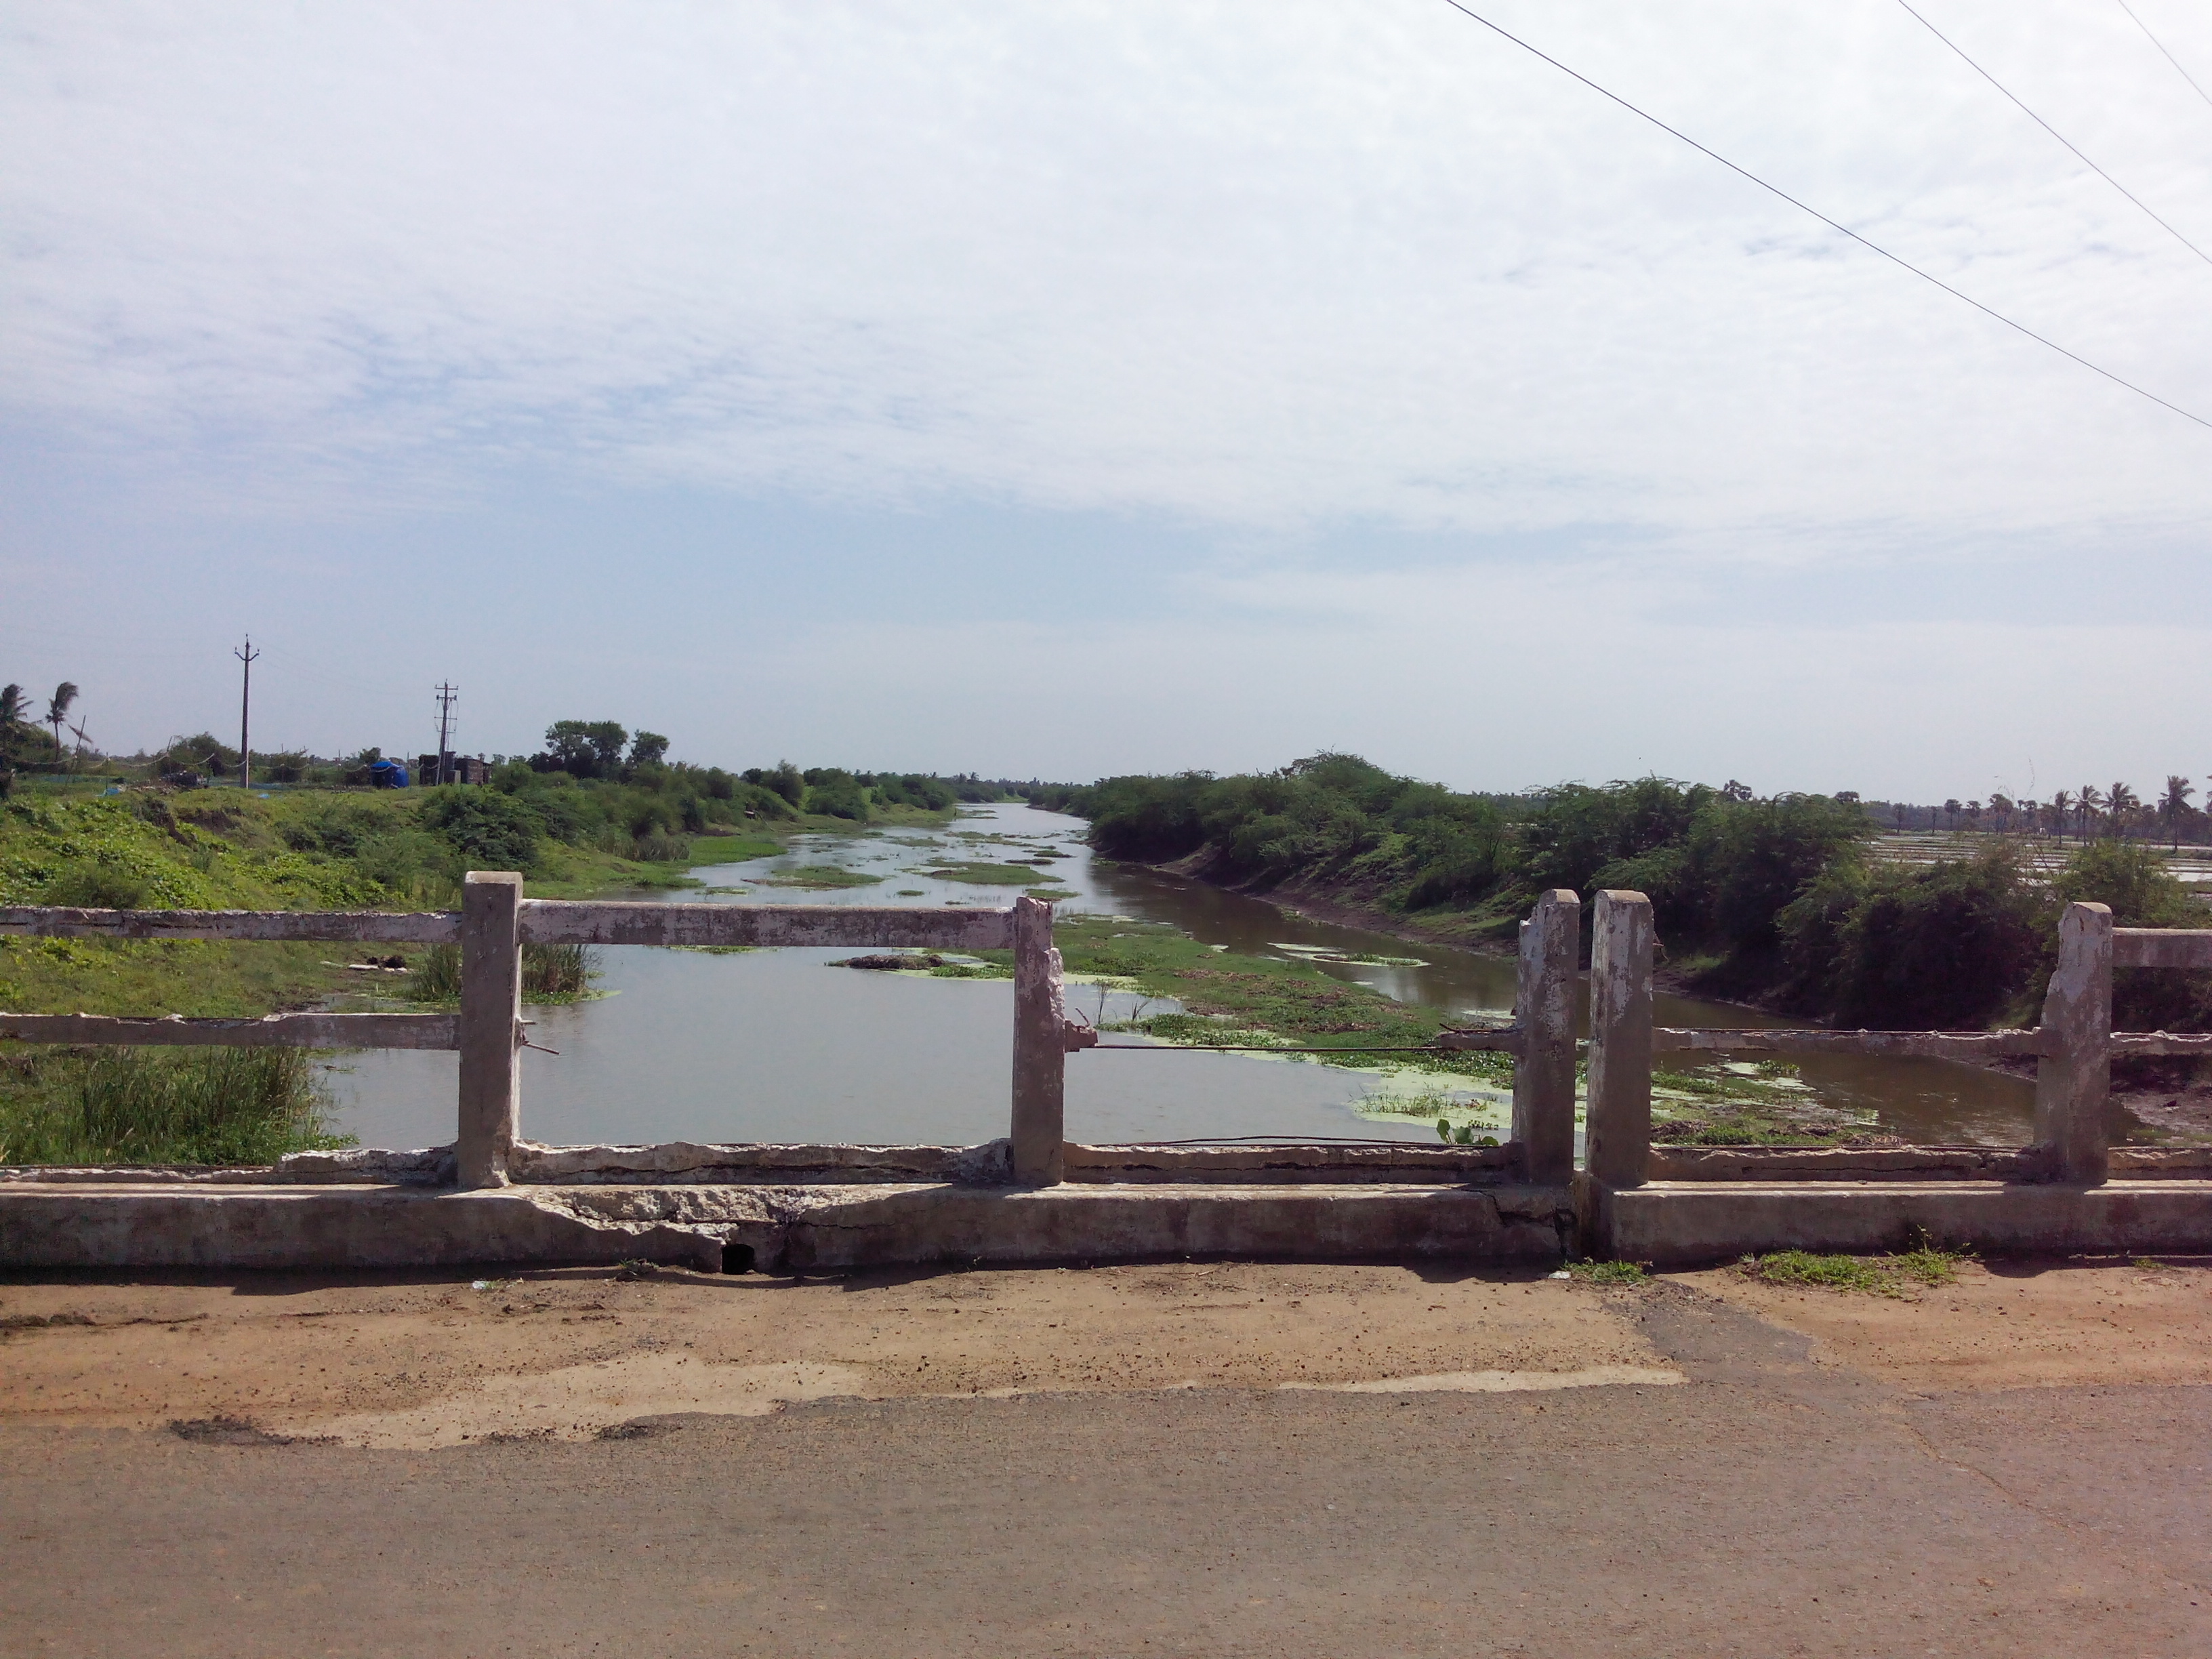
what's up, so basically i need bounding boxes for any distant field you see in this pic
[1869,832,2212,891]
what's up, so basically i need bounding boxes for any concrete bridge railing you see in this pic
[0,877,1094,1187]
[13,880,2212,1271]
[5,879,2208,1201]
[1580,889,2212,1189]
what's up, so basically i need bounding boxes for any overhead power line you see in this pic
[2114,0,2212,113]
[1432,0,2212,433]
[1895,0,2212,270]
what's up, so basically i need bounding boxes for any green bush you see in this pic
[802,769,869,821]
[1778,849,2045,1028]
[420,787,542,871]
[39,864,150,909]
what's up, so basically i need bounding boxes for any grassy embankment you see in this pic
[0,782,932,1162]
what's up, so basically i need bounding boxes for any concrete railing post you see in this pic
[456,871,523,1189]
[1583,889,1654,1189]
[1010,896,1067,1185]
[1513,888,1580,1185]
[2036,900,2112,1185]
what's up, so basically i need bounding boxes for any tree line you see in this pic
[1872,777,2205,848]
[1046,756,2212,1033]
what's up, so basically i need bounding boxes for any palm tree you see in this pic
[2049,790,2073,840]
[2109,782,2139,840]
[1990,793,2014,834]
[2078,787,2104,839]
[43,682,77,770]
[1944,798,1963,831]
[2015,796,2037,837]
[2162,776,2194,851]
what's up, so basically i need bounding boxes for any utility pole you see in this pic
[234,637,259,790]
[434,683,458,785]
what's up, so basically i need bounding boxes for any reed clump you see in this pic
[0,1046,350,1167]
[407,941,598,1004]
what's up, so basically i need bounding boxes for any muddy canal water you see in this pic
[327,803,2034,1151]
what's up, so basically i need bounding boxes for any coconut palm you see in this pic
[1990,793,2014,834]
[43,682,77,769]
[2161,776,2194,851]
[2109,782,2139,840]
[2049,790,2073,840]
[2078,787,2104,838]
[1944,798,1962,831]
[2015,797,2037,837]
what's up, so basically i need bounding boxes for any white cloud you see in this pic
[5,0,2211,551]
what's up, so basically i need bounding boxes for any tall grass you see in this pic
[0,1047,351,1166]
[407,941,598,1003]
[524,942,595,999]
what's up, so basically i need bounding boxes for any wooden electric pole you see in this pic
[234,637,259,790]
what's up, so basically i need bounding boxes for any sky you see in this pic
[5,0,2211,802]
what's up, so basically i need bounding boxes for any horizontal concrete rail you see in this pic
[1063,1141,1521,1184]
[2110,1031,2212,1055]
[2114,928,2212,969]
[0,1012,458,1049]
[1647,1145,2046,1182]
[0,905,459,943]
[509,1139,1006,1185]
[1652,1027,2051,1061]
[1600,1179,2212,1267]
[516,900,1015,951]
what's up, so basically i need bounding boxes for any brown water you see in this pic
[327,803,2035,1150]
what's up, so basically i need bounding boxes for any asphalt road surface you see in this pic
[3,1261,2207,1656]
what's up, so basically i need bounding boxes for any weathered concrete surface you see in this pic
[776,1182,1572,1270]
[0,904,458,942]
[517,899,1015,950]
[19,1170,2212,1272]
[1008,895,1067,1184]
[0,1180,1576,1272]
[1645,1144,2049,1181]
[1060,1141,1520,1183]
[2039,900,2114,1182]
[1510,887,1578,1183]
[455,870,523,1189]
[1583,889,1654,1187]
[2113,924,2212,968]
[0,1183,737,1273]
[509,1137,1015,1185]
[1600,1177,2212,1266]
